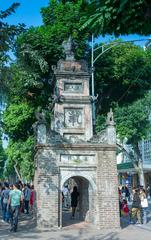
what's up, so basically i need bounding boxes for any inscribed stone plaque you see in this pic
[64,82,83,93]
[64,108,83,128]
[63,133,84,143]
[60,154,95,164]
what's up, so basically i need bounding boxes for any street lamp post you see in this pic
[91,35,151,133]
[91,35,95,131]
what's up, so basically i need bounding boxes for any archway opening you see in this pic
[61,175,96,227]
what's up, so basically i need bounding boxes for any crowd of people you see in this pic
[0,181,35,232]
[119,185,149,225]
[0,180,150,231]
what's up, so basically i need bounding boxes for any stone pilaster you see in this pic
[36,148,59,229]
[96,149,120,229]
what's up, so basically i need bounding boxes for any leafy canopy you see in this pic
[114,93,151,145]
[83,0,151,36]
[94,42,151,114]
[3,102,35,140]
[0,3,25,89]
[4,136,35,181]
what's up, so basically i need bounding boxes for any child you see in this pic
[121,199,129,215]
[121,199,130,223]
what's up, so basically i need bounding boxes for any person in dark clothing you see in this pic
[130,188,141,224]
[1,182,10,222]
[122,185,130,201]
[71,186,79,219]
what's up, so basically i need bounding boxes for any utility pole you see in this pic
[91,35,96,132]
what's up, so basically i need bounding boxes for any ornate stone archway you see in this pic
[60,172,97,227]
[61,171,96,191]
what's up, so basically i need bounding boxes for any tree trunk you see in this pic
[134,143,145,188]
[117,142,145,187]
[14,162,22,182]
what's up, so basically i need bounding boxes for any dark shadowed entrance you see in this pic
[61,176,95,228]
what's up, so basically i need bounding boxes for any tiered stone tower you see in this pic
[51,37,93,142]
[34,37,120,230]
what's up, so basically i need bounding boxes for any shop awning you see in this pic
[117,161,137,173]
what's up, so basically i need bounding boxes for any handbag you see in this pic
[141,198,148,208]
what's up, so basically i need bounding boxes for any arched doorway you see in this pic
[60,175,96,227]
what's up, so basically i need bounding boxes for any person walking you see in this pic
[71,186,79,219]
[140,188,148,224]
[8,183,23,232]
[1,182,10,223]
[30,185,35,214]
[24,184,31,214]
[62,185,70,209]
[130,188,141,225]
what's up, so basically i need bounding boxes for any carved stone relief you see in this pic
[54,111,64,131]
[64,108,83,128]
[64,82,83,93]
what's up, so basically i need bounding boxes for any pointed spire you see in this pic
[62,36,75,61]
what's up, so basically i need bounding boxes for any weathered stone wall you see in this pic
[35,148,59,228]
[35,144,120,229]
[96,149,120,229]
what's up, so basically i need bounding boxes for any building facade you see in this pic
[117,138,151,188]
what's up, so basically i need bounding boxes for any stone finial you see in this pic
[106,108,116,144]
[35,110,47,124]
[106,108,115,126]
[62,36,75,61]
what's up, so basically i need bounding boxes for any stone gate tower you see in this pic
[34,37,120,229]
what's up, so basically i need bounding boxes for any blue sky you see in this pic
[1,0,151,46]
[1,0,49,26]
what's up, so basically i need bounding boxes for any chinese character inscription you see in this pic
[64,82,82,92]
[64,108,83,128]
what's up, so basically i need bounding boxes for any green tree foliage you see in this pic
[3,0,90,180]
[3,102,35,140]
[0,3,25,179]
[6,0,90,111]
[0,3,25,89]
[114,93,151,186]
[83,0,151,36]
[95,45,151,186]
[4,136,34,181]
[2,102,35,180]
[13,0,90,102]
[115,94,151,144]
[94,42,151,114]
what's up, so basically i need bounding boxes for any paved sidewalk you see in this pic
[0,212,151,240]
[0,201,151,240]
[0,219,151,240]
